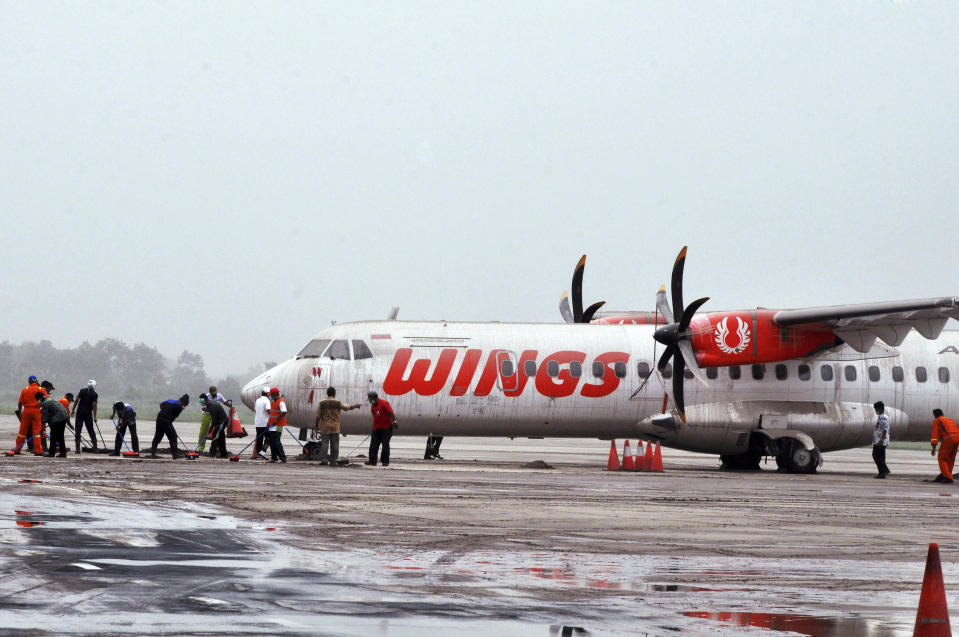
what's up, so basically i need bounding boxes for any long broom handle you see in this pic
[345,434,371,459]
[233,428,269,458]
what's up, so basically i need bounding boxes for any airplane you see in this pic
[241,248,959,473]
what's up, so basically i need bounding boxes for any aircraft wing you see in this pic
[773,297,959,352]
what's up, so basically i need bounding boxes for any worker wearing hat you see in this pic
[110,401,138,456]
[149,394,190,459]
[71,380,99,453]
[252,385,272,459]
[266,387,287,463]
[14,376,46,455]
[37,391,70,457]
[38,381,55,452]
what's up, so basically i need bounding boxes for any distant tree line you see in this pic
[0,339,265,418]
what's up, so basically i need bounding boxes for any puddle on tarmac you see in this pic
[686,611,897,636]
[0,480,928,635]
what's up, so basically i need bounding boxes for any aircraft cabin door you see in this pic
[302,361,331,412]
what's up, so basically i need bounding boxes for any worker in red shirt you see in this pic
[366,391,397,466]
[930,409,959,483]
[14,375,46,455]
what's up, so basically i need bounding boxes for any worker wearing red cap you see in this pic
[14,376,46,455]
[267,388,287,463]
[930,409,959,483]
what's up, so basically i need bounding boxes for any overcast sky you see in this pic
[2,2,958,377]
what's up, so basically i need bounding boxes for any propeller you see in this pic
[559,255,606,323]
[653,246,709,422]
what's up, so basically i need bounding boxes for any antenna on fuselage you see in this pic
[388,307,399,320]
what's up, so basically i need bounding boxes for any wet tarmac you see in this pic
[0,416,953,635]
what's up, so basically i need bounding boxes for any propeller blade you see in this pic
[582,301,606,323]
[657,346,674,373]
[656,285,673,324]
[678,296,709,332]
[671,246,688,319]
[559,292,574,324]
[679,340,708,386]
[673,353,686,423]
[571,255,586,323]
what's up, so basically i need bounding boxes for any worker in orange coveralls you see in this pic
[15,375,47,455]
[929,408,959,484]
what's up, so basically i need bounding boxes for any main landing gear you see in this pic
[720,432,821,474]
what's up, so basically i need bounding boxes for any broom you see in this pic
[229,428,269,462]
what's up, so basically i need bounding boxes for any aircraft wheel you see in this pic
[781,442,820,474]
[719,449,761,471]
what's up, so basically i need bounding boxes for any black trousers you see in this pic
[872,444,889,475]
[76,411,97,447]
[152,419,179,457]
[253,426,270,456]
[209,424,228,458]
[269,430,286,462]
[425,435,443,459]
[115,421,139,454]
[369,428,393,466]
[48,420,67,456]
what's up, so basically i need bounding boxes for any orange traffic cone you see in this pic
[914,542,951,636]
[650,441,664,472]
[641,440,654,471]
[622,440,635,470]
[607,440,620,471]
[632,441,643,471]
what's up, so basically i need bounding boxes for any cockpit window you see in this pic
[326,339,350,360]
[352,340,373,360]
[296,339,331,358]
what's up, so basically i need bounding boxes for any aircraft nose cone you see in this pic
[240,379,261,411]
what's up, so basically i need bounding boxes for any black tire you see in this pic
[719,449,762,471]
[780,441,820,474]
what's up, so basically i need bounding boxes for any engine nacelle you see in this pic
[690,310,838,367]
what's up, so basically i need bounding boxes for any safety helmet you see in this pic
[28,375,38,383]
[88,380,97,388]
[261,385,270,395]
[269,387,280,396]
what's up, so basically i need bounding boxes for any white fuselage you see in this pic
[242,320,959,455]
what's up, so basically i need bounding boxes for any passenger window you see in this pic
[569,361,582,378]
[729,366,741,380]
[352,340,373,360]
[613,362,626,378]
[683,368,694,379]
[751,364,764,380]
[868,366,880,382]
[592,361,605,378]
[798,364,811,381]
[775,364,787,380]
[892,366,904,382]
[500,359,515,378]
[939,367,950,383]
[524,360,537,377]
[296,338,331,358]
[845,365,857,381]
[638,362,651,379]
[662,363,672,379]
[327,339,350,360]
[706,367,718,380]
[916,367,928,383]
[547,361,559,378]
[821,365,834,381]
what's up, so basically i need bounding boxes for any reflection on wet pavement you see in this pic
[0,478,922,635]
